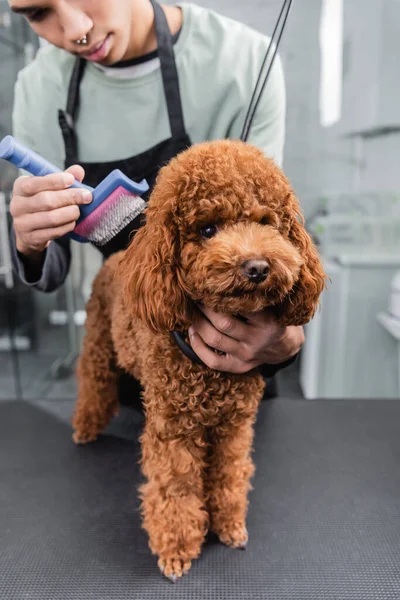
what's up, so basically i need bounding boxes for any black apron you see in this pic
[58,0,191,408]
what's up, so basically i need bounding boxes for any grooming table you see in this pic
[1,399,400,599]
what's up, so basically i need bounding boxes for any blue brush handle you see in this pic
[0,135,92,192]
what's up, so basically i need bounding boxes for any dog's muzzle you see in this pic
[241,259,269,284]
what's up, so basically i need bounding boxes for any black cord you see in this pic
[240,0,290,141]
[240,0,293,142]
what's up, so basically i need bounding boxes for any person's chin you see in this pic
[100,40,129,66]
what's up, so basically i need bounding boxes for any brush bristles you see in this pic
[73,188,147,245]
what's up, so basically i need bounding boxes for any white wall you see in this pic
[168,0,400,218]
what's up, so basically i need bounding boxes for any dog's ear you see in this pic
[275,194,326,326]
[118,201,193,335]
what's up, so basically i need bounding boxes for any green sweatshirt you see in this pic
[11,1,285,292]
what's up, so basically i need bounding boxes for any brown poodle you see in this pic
[72,139,326,582]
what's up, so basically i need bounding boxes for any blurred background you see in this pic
[1,0,400,410]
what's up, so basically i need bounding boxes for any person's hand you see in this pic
[188,305,304,374]
[10,164,92,260]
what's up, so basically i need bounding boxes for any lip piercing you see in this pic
[75,34,88,45]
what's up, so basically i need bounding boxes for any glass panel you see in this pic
[0,5,83,402]
[0,4,37,400]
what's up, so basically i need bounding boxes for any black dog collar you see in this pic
[170,330,206,366]
[171,330,299,376]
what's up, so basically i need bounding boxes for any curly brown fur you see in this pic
[72,140,326,582]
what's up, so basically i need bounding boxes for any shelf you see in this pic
[377,312,400,341]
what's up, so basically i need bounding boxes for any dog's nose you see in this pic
[241,259,269,283]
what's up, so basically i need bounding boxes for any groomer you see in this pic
[8,0,304,397]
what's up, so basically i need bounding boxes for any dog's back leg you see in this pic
[72,282,119,445]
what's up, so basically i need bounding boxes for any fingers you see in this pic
[240,309,287,345]
[13,171,75,197]
[16,221,77,254]
[196,304,250,341]
[14,205,81,231]
[10,185,92,218]
[65,164,85,182]
[240,308,281,329]
[29,221,78,244]
[188,329,258,374]
[10,164,91,256]
[13,163,86,195]
[188,318,238,356]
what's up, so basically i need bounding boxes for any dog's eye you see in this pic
[260,216,269,225]
[200,225,218,239]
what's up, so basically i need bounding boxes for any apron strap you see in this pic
[150,0,186,139]
[58,57,86,168]
[66,57,87,121]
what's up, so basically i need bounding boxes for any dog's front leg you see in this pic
[139,414,208,582]
[206,416,256,549]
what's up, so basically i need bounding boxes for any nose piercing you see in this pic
[75,34,88,45]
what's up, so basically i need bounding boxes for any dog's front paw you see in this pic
[158,557,192,583]
[72,430,98,445]
[216,522,248,549]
